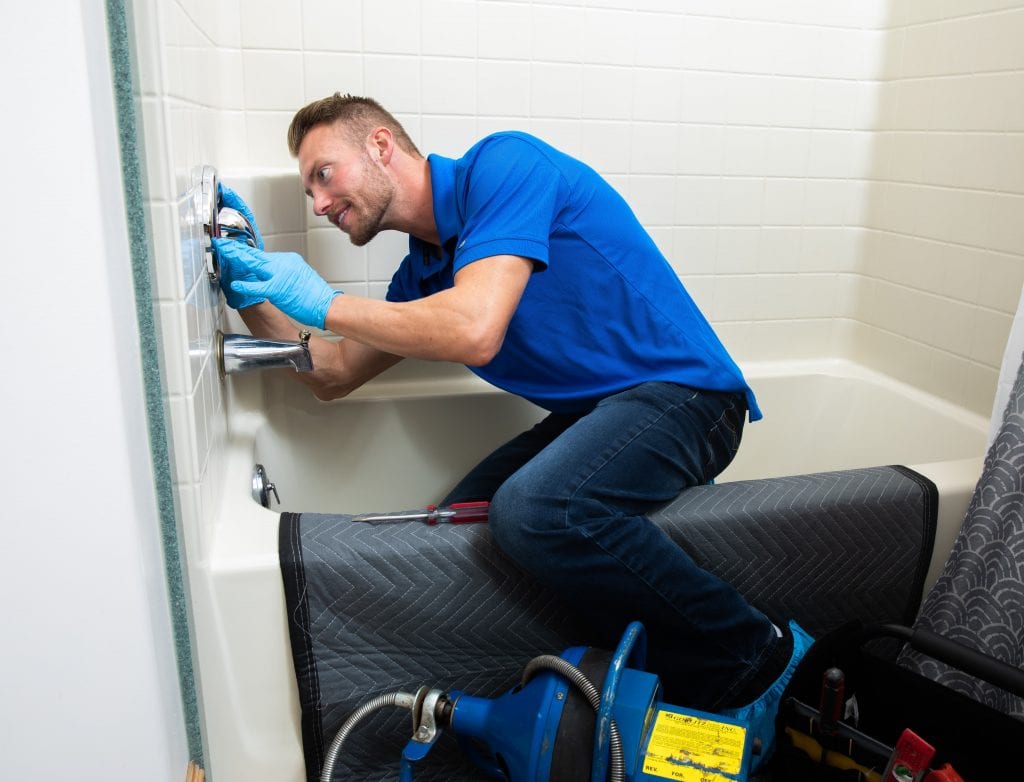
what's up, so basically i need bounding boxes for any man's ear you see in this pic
[369,127,394,165]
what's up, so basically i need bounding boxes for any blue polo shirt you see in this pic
[387,132,761,420]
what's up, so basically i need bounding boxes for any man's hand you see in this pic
[217,182,264,250]
[215,239,266,310]
[213,238,342,329]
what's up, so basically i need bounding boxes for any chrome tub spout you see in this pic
[216,330,314,378]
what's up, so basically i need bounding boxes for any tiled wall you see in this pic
[133,0,228,567]
[132,1,1024,712]
[854,0,1024,414]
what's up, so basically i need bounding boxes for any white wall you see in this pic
[0,4,187,780]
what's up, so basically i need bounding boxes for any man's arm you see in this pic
[236,302,403,401]
[322,254,535,366]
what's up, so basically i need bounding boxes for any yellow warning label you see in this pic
[642,709,746,781]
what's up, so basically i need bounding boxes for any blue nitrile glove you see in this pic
[218,182,264,250]
[213,238,342,329]
[214,241,266,310]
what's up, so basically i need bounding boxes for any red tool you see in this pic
[351,501,490,525]
[923,764,964,782]
[881,729,935,782]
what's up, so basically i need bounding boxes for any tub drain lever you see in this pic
[351,501,489,525]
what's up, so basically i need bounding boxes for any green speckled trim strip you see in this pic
[105,0,204,766]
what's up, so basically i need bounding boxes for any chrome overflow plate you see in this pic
[252,463,280,508]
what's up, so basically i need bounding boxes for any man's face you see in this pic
[298,123,394,247]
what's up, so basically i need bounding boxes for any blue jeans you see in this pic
[442,382,778,709]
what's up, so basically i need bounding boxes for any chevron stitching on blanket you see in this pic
[283,465,934,779]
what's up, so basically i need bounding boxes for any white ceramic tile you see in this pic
[363,56,421,113]
[977,253,1024,314]
[927,349,970,408]
[628,175,675,226]
[970,307,1013,368]
[582,66,632,121]
[422,0,477,58]
[244,111,296,168]
[242,51,304,111]
[963,361,999,417]
[158,300,190,396]
[131,0,165,96]
[477,61,531,117]
[633,12,682,69]
[584,8,633,67]
[761,179,804,226]
[363,0,421,54]
[528,119,582,158]
[984,193,1024,257]
[675,125,724,176]
[758,227,803,273]
[184,281,205,392]
[240,0,302,48]
[422,58,477,115]
[192,361,211,475]
[802,180,851,227]
[801,228,854,273]
[582,121,632,174]
[168,394,200,485]
[141,98,174,202]
[722,127,770,177]
[174,481,203,563]
[213,110,250,170]
[647,225,674,259]
[928,296,976,357]
[215,49,246,112]
[632,69,680,123]
[716,227,760,274]
[531,63,583,119]
[367,230,410,282]
[420,114,479,157]
[307,227,367,284]
[532,5,585,63]
[630,123,677,175]
[712,274,761,321]
[675,176,721,226]
[672,227,717,275]
[478,1,532,61]
[678,71,731,125]
[767,77,817,129]
[302,0,361,52]
[303,52,362,103]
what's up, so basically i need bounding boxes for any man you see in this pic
[214,94,811,766]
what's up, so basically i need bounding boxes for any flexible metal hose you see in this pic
[319,690,416,782]
[522,655,625,782]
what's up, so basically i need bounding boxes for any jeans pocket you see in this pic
[702,393,746,480]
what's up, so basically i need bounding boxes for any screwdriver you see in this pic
[351,501,490,525]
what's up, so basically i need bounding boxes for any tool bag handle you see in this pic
[860,623,1024,699]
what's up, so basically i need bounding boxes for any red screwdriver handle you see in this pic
[443,501,490,524]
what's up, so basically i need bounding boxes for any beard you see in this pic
[345,151,395,247]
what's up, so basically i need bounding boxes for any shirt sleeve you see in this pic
[453,136,565,274]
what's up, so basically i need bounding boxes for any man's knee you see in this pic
[488,475,560,565]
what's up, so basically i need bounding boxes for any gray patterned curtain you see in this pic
[899,353,1024,718]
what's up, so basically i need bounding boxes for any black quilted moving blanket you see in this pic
[279,464,936,781]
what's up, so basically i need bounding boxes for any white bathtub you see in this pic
[193,358,987,781]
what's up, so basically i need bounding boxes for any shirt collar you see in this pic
[428,153,460,247]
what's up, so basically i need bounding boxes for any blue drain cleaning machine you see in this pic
[321,622,756,782]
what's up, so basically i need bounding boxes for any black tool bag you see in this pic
[774,621,1024,780]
